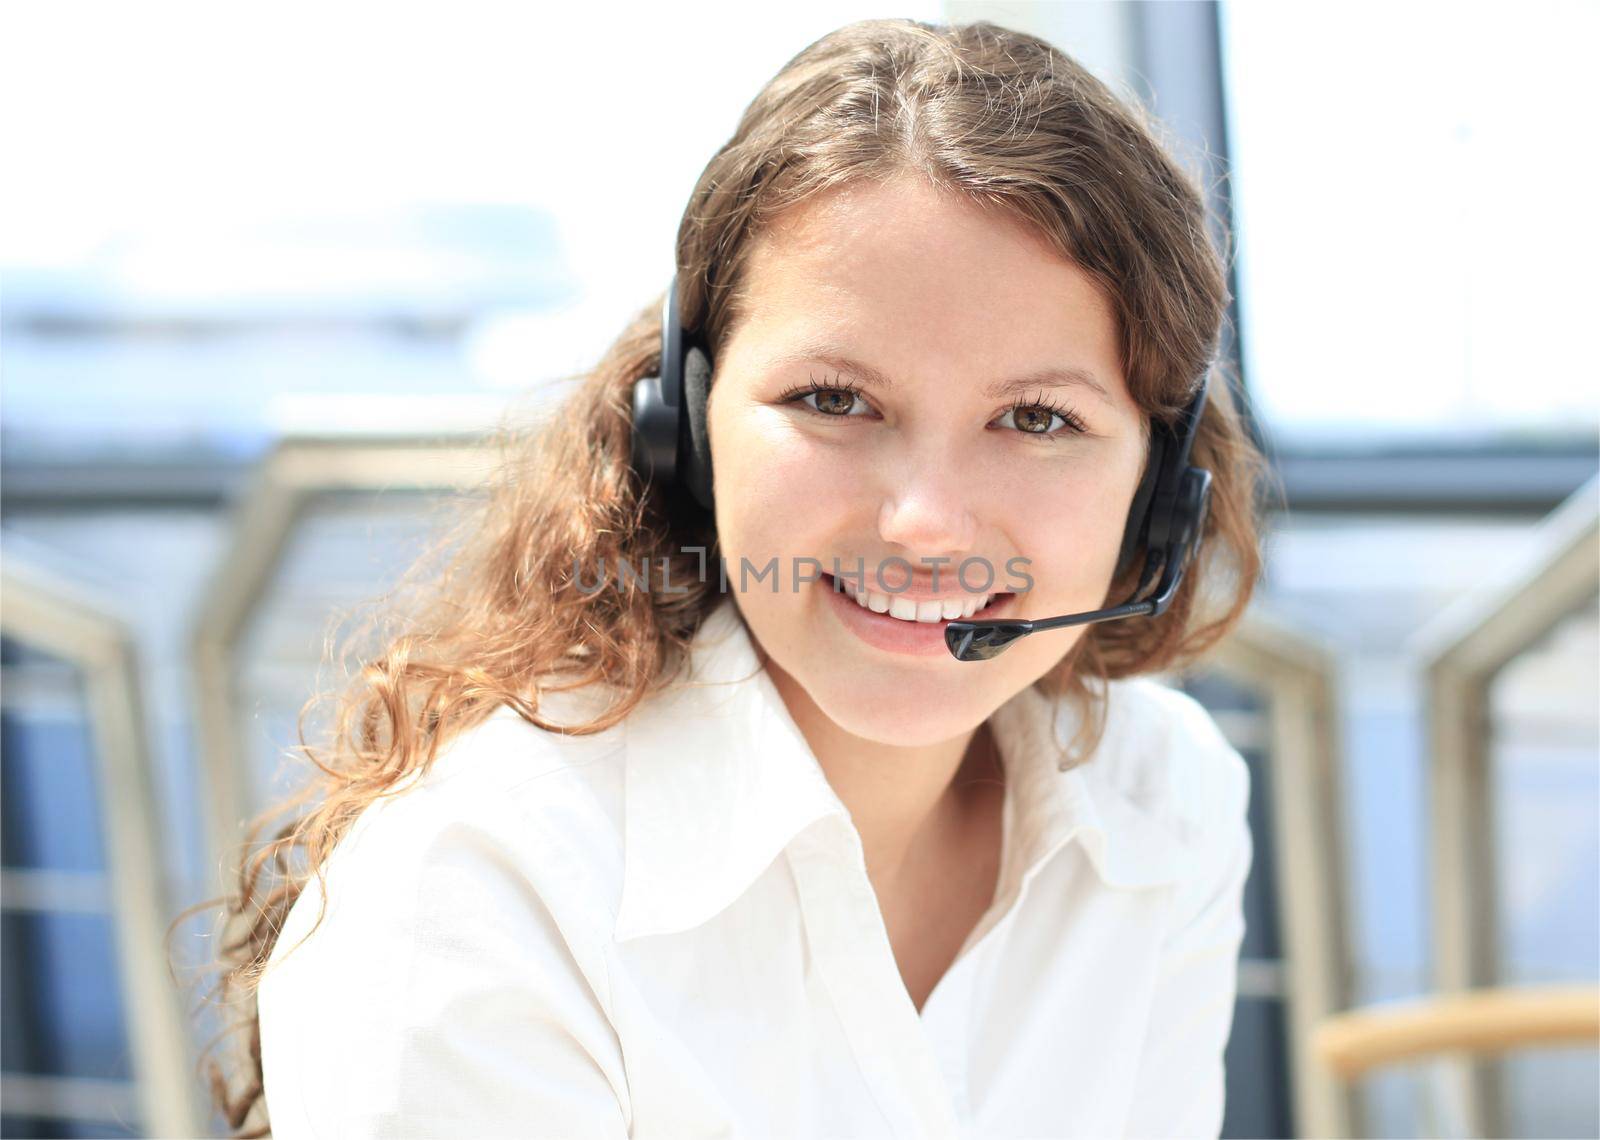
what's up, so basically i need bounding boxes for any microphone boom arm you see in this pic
[944,543,1183,662]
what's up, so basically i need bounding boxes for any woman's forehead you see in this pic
[727,215,1124,400]
[738,178,1117,335]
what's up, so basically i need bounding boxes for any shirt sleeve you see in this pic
[258,789,631,1139]
[1122,740,1253,1140]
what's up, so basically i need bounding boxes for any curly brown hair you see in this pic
[173,17,1277,1135]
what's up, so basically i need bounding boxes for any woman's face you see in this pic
[706,174,1148,748]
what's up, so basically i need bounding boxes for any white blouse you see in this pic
[258,597,1253,1139]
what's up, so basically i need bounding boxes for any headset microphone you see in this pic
[631,275,1215,662]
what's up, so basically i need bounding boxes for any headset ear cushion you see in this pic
[681,345,715,510]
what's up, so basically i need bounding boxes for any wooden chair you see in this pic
[1311,983,1600,1138]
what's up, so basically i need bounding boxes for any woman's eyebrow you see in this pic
[770,347,1112,405]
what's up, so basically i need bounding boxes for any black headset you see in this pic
[630,275,1213,660]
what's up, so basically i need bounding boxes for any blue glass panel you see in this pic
[0,1113,140,1138]
[1180,675,1283,961]
[1222,994,1294,1139]
[1,714,109,875]
[0,911,131,1081]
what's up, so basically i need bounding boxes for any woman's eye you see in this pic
[994,403,1089,437]
[787,385,872,417]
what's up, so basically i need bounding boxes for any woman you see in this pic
[204,17,1273,1138]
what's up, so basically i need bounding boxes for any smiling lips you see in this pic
[824,573,1006,622]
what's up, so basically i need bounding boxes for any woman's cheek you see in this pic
[712,417,812,563]
[724,414,852,521]
[1022,477,1121,591]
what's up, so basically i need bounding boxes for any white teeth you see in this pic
[835,577,993,623]
[963,593,996,618]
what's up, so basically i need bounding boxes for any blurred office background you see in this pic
[2,1,1596,1136]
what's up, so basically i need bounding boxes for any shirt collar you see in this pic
[613,597,1187,943]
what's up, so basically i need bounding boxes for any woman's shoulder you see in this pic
[364,689,630,844]
[1090,675,1252,847]
[419,688,630,801]
[264,689,631,973]
[256,692,635,1134]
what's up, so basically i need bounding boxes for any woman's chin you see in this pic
[803,675,995,746]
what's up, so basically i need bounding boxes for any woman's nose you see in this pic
[875,445,981,557]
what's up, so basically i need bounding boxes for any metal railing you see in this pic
[1200,606,1361,1139]
[0,541,207,1137]
[188,434,498,890]
[1411,474,1600,1137]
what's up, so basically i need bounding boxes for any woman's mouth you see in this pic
[827,572,1008,621]
[819,572,1014,658]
